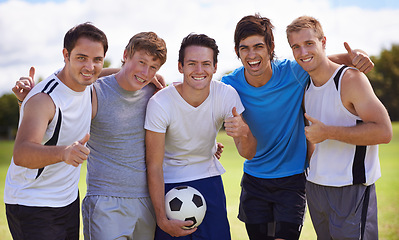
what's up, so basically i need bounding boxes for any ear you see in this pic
[123,49,128,62]
[178,61,184,73]
[213,63,218,73]
[235,47,240,58]
[322,36,327,49]
[62,48,69,62]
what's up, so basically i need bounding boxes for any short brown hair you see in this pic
[234,13,275,61]
[64,22,108,56]
[122,32,167,66]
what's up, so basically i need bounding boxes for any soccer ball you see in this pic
[165,186,207,229]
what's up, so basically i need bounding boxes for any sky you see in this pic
[0,0,398,96]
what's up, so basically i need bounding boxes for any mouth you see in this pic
[81,72,94,79]
[247,60,261,68]
[301,57,313,63]
[135,75,147,83]
[192,76,206,81]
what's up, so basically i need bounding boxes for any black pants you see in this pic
[6,196,80,240]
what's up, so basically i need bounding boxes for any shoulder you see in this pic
[341,68,369,89]
[222,67,245,84]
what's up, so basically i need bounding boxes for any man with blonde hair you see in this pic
[287,16,392,239]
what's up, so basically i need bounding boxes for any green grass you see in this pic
[0,123,398,239]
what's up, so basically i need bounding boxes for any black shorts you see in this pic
[238,172,306,225]
[6,196,80,240]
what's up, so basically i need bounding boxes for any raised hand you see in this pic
[344,42,374,74]
[62,133,91,167]
[224,107,247,138]
[12,66,36,102]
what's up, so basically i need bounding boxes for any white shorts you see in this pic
[82,195,156,240]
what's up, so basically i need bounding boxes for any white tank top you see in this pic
[4,71,92,207]
[305,66,380,187]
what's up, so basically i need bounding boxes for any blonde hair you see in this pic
[286,16,324,41]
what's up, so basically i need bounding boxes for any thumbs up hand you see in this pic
[224,107,249,138]
[304,113,328,144]
[344,42,374,74]
[12,66,36,103]
[62,133,91,167]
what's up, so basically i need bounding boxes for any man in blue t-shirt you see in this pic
[222,14,374,240]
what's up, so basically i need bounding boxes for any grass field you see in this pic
[0,123,398,239]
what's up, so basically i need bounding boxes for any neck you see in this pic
[244,65,273,88]
[309,61,340,87]
[175,83,210,108]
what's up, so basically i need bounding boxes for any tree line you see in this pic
[0,46,398,139]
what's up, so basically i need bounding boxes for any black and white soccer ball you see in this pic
[165,186,207,229]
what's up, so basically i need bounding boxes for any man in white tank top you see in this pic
[5,23,108,240]
[286,16,392,239]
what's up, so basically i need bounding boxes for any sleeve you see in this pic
[144,96,169,133]
[223,84,245,118]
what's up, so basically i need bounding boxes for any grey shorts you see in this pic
[306,181,378,240]
[82,195,156,240]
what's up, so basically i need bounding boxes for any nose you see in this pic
[141,66,150,77]
[84,59,95,71]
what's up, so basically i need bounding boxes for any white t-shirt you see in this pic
[145,80,244,183]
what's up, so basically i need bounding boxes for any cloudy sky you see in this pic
[0,0,398,96]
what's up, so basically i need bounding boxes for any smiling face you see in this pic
[237,34,272,85]
[288,28,326,73]
[63,37,105,91]
[117,49,161,91]
[178,45,217,92]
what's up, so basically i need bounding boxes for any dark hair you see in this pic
[63,22,108,56]
[234,14,275,60]
[178,33,219,66]
[122,31,167,66]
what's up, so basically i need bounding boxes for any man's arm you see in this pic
[224,107,257,160]
[145,130,196,237]
[13,93,90,169]
[304,70,392,145]
[328,42,374,74]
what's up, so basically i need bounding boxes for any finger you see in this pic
[78,133,90,145]
[232,107,239,117]
[29,66,35,82]
[304,113,316,124]
[344,42,353,55]
[156,74,166,88]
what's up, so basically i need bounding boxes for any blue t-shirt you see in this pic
[222,59,309,179]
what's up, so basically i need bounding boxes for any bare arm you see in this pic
[224,107,257,160]
[13,93,90,169]
[328,42,374,74]
[305,70,392,145]
[145,130,196,237]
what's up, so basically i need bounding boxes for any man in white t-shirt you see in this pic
[286,16,392,239]
[144,33,257,239]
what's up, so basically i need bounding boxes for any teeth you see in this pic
[302,57,312,63]
[136,76,146,83]
[82,73,93,77]
[193,77,205,80]
[248,61,260,65]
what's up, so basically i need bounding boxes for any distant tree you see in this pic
[104,59,111,68]
[367,44,399,121]
[0,94,19,139]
